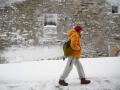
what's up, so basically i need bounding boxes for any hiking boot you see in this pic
[81,78,91,84]
[59,80,68,86]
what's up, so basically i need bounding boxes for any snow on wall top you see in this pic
[107,0,120,5]
[0,0,26,7]
[0,0,120,7]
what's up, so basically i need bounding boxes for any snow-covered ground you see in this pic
[0,57,120,90]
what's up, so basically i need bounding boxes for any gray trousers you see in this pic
[60,56,85,80]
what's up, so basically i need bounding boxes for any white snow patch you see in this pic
[3,46,63,63]
[107,0,120,5]
[0,0,26,7]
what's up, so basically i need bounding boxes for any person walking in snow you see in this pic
[58,24,91,86]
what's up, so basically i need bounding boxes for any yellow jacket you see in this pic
[67,28,81,59]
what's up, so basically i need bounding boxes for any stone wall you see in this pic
[0,0,120,57]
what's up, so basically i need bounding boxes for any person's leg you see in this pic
[73,58,85,79]
[59,56,74,86]
[60,56,74,80]
[73,58,91,84]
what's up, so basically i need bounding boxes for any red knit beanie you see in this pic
[74,24,83,32]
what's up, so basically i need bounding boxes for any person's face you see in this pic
[80,30,83,34]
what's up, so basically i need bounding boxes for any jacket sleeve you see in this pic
[70,34,80,51]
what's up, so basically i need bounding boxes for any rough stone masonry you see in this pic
[0,0,120,57]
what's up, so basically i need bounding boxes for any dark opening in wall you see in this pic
[112,6,118,13]
[44,14,57,26]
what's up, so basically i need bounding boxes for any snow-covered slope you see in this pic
[0,57,120,90]
[2,46,63,63]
